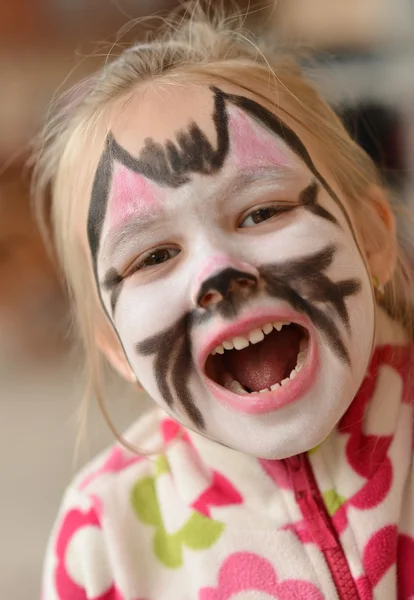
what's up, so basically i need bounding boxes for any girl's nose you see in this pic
[196,268,258,309]
[192,255,260,310]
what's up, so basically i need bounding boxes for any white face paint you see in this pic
[91,83,375,459]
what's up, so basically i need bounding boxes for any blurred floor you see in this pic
[0,348,151,600]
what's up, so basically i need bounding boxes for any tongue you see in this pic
[222,327,302,392]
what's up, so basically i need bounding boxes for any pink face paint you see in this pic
[227,108,292,169]
[196,254,244,285]
[108,163,161,229]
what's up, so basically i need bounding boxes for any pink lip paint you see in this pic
[198,309,319,414]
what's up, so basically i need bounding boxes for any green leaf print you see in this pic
[131,474,224,568]
[180,513,223,549]
[131,476,162,527]
[153,527,183,568]
[154,455,169,477]
[323,488,347,516]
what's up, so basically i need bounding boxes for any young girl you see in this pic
[36,6,414,600]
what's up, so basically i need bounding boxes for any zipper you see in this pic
[285,453,360,600]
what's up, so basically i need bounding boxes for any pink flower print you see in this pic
[55,499,122,600]
[192,471,243,518]
[334,345,413,517]
[161,417,190,445]
[79,447,143,491]
[330,503,348,536]
[199,552,324,600]
[398,534,414,598]
[259,458,292,490]
[363,525,397,589]
[340,349,392,481]
[340,345,412,481]
[350,455,392,510]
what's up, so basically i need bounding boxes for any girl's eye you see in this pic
[128,247,180,275]
[239,206,280,228]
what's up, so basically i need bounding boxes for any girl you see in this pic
[37,5,414,599]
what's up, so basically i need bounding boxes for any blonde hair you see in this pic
[33,2,414,444]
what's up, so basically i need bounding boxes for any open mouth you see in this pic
[204,320,310,396]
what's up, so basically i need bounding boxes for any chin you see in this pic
[201,381,353,460]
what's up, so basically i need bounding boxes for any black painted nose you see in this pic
[196,268,258,309]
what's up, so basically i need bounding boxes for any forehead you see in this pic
[101,83,298,225]
[111,84,217,154]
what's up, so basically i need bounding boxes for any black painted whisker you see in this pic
[171,333,205,429]
[299,181,339,227]
[308,204,339,226]
[137,316,189,409]
[275,246,336,281]
[305,303,350,364]
[260,244,362,363]
[264,276,350,364]
[101,267,125,314]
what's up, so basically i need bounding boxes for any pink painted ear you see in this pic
[227,107,292,169]
[108,163,161,228]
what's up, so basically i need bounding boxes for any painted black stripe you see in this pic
[88,137,113,263]
[300,181,339,226]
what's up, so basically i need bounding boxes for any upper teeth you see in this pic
[211,321,291,356]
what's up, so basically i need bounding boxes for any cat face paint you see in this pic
[89,84,374,459]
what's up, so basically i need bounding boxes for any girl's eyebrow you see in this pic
[217,165,299,199]
[101,212,166,263]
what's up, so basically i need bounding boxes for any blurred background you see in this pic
[0,0,413,598]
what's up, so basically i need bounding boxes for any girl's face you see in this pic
[88,82,375,459]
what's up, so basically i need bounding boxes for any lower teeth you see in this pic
[222,336,309,395]
[224,380,249,394]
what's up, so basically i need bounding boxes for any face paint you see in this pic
[107,87,229,188]
[89,83,375,459]
[299,181,339,226]
[227,108,292,170]
[108,164,161,229]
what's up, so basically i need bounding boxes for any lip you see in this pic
[197,309,319,415]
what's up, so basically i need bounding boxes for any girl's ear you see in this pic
[361,185,397,287]
[96,327,137,383]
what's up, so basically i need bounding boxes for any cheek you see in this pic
[235,211,333,264]
[111,274,190,362]
[239,211,374,345]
